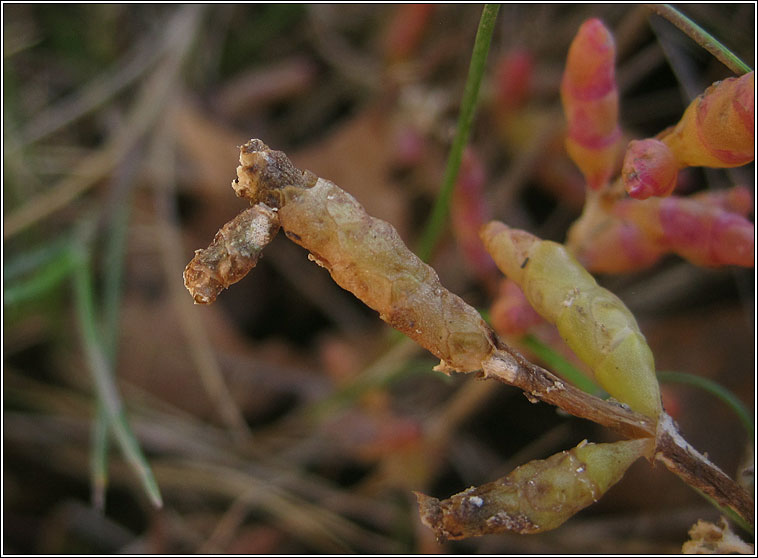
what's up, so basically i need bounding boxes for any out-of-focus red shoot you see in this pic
[560,18,622,190]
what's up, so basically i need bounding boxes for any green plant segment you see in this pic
[416,438,652,539]
[481,222,662,419]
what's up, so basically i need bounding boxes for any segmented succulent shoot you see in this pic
[622,72,755,199]
[184,204,280,304]
[416,438,652,540]
[560,18,622,190]
[232,140,496,373]
[481,222,662,419]
[570,218,665,274]
[692,184,754,215]
[614,194,755,268]
[569,186,755,272]
[661,71,755,169]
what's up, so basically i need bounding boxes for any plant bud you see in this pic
[560,18,622,190]
[622,138,679,199]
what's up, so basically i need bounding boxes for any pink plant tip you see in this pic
[622,139,679,199]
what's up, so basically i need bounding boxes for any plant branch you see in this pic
[185,139,753,528]
[482,344,656,440]
[655,414,754,528]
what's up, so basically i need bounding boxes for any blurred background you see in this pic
[3,4,754,553]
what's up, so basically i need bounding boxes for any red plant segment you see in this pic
[692,185,754,216]
[622,139,679,200]
[569,186,755,273]
[655,201,753,268]
[662,72,754,169]
[614,192,755,268]
[572,187,754,273]
[489,278,544,337]
[623,72,755,199]
[451,147,498,285]
[571,219,665,274]
[560,18,622,190]
[494,49,534,113]
[383,4,436,63]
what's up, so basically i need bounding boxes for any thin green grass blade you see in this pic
[72,242,163,508]
[417,4,500,262]
[90,156,139,509]
[647,4,752,74]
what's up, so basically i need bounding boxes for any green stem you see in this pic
[417,4,500,262]
[658,370,754,438]
[646,4,752,75]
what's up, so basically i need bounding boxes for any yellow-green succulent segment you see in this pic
[416,438,652,540]
[481,221,662,419]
